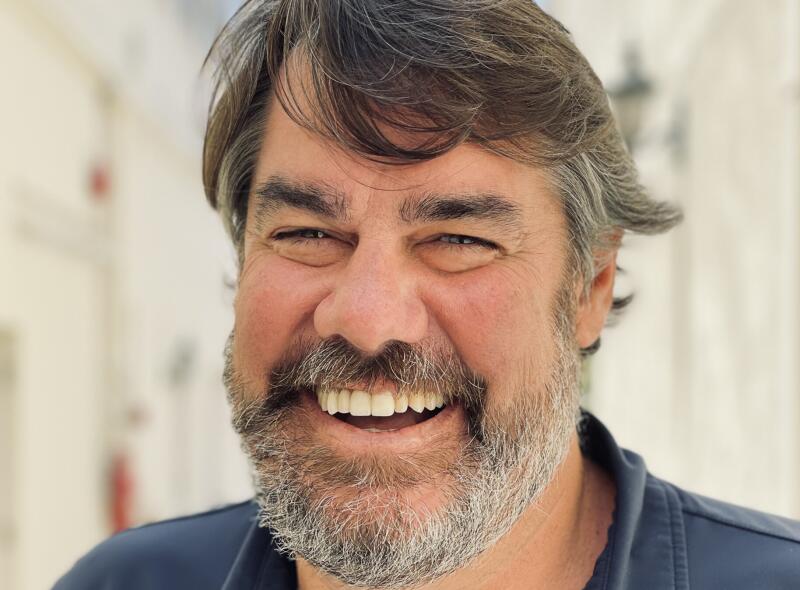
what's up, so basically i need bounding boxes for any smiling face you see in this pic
[224,96,607,587]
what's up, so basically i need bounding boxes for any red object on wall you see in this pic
[110,452,134,533]
[89,161,111,201]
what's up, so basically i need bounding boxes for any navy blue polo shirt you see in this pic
[54,413,800,589]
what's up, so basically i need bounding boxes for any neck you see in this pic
[296,434,616,590]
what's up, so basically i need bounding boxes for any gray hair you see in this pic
[203,0,682,328]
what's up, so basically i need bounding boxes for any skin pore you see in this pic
[230,92,617,589]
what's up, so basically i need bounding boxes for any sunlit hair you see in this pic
[202,0,682,340]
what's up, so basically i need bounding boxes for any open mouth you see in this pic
[315,386,447,432]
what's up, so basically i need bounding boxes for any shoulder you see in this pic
[53,500,258,590]
[662,480,800,588]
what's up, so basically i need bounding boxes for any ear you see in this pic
[575,250,619,350]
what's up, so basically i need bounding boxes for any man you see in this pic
[56,1,800,589]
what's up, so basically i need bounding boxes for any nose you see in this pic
[314,240,429,354]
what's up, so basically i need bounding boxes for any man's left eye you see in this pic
[419,234,500,272]
[436,235,497,249]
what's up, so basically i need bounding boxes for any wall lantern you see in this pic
[608,46,653,150]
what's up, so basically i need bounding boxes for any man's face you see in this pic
[224,98,587,587]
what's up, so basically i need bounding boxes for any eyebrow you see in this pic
[399,192,523,229]
[252,176,350,227]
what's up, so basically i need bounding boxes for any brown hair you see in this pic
[203,0,681,327]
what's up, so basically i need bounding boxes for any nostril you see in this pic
[314,306,428,354]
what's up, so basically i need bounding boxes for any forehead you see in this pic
[252,94,562,221]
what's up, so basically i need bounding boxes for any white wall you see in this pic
[0,3,108,587]
[1,1,252,588]
[549,0,800,517]
[111,106,250,524]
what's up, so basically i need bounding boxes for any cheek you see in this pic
[233,255,328,384]
[425,264,559,393]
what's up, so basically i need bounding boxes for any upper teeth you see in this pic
[316,387,446,416]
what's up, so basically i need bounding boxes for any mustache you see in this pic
[226,334,488,430]
[272,335,486,408]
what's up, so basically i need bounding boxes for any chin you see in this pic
[264,412,470,525]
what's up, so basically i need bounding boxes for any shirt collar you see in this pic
[221,510,295,590]
[580,413,689,590]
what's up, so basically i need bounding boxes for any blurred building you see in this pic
[0,1,250,589]
[548,0,800,518]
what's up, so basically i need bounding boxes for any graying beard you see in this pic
[225,316,580,589]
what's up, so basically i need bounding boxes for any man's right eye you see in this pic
[273,229,330,241]
[268,228,348,267]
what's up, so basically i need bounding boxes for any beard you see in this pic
[224,287,582,589]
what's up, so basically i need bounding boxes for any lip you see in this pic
[300,389,465,453]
